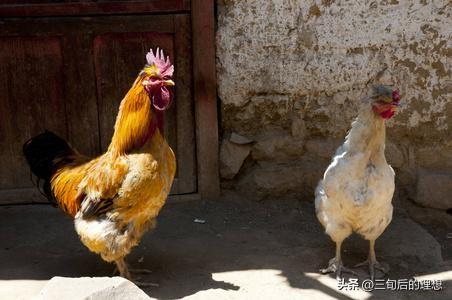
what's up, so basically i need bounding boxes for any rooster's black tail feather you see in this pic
[23,131,76,205]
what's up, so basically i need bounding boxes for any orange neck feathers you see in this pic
[108,77,157,155]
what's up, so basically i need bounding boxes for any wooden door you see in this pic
[0,11,197,203]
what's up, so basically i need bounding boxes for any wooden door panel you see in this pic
[172,15,196,194]
[0,14,196,202]
[60,34,101,157]
[0,37,67,189]
[0,0,191,17]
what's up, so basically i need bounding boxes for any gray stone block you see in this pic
[33,277,151,300]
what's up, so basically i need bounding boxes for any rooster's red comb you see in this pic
[146,48,174,78]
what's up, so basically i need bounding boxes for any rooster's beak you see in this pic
[164,80,175,86]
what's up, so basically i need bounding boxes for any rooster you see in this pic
[23,48,176,283]
[315,86,400,280]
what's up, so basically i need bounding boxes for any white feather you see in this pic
[315,103,394,243]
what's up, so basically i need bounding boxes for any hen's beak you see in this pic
[164,80,175,86]
[382,96,399,107]
[373,100,398,114]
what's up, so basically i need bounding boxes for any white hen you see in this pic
[315,85,400,280]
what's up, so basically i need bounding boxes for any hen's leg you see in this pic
[320,240,357,279]
[355,239,389,281]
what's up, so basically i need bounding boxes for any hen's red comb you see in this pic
[146,48,174,78]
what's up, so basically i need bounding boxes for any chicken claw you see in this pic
[112,262,158,288]
[355,240,389,281]
[134,281,160,288]
[320,257,357,279]
[354,259,389,281]
[129,268,153,274]
[129,268,158,287]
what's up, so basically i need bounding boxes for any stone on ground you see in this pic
[33,276,150,300]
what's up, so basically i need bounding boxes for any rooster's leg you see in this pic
[114,258,159,288]
[115,258,132,280]
[354,239,389,281]
[320,240,357,279]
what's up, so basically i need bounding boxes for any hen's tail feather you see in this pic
[23,130,77,205]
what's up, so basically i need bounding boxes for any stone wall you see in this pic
[216,0,452,211]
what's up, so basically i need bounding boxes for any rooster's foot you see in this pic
[112,267,152,276]
[134,281,160,288]
[320,257,357,279]
[113,263,158,287]
[354,259,389,281]
[112,259,153,277]
[129,268,153,274]
[128,268,155,285]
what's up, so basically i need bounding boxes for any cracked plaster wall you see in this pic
[216,0,451,209]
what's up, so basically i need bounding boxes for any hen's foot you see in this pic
[320,257,357,279]
[354,259,389,281]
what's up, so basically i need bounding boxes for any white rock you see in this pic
[33,277,151,300]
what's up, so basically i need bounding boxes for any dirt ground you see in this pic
[0,192,451,300]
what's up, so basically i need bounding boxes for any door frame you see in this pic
[0,0,220,202]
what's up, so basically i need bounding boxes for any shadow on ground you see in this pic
[0,193,451,299]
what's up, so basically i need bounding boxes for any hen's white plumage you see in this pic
[316,88,397,279]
